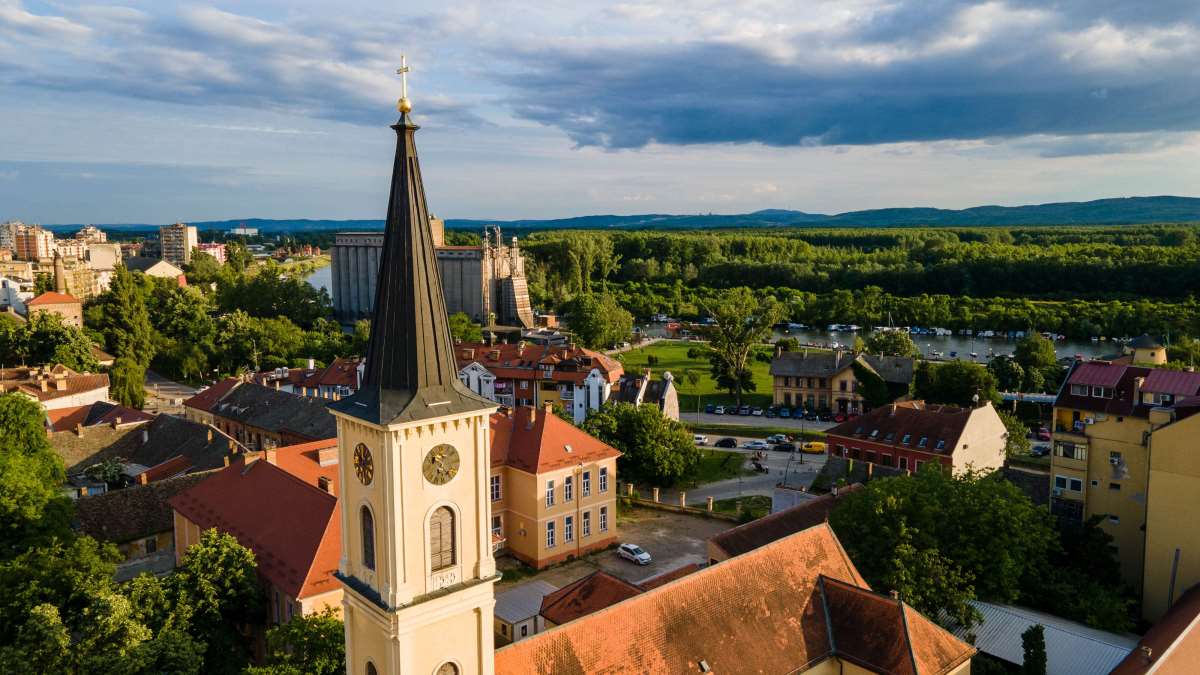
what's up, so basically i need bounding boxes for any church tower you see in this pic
[329,61,499,675]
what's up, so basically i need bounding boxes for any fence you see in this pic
[616,482,742,522]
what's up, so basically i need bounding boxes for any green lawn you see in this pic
[712,495,773,520]
[615,340,778,409]
[680,449,753,488]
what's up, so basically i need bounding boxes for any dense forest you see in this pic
[519,224,1200,340]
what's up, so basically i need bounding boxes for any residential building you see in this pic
[610,368,680,420]
[46,400,152,433]
[85,243,122,292]
[455,341,623,423]
[159,222,198,266]
[75,225,107,243]
[196,242,226,263]
[252,356,363,400]
[494,580,557,645]
[123,255,186,285]
[230,226,258,236]
[13,223,54,260]
[770,349,914,414]
[54,238,87,260]
[1049,360,1200,591]
[1141,399,1200,622]
[189,381,338,450]
[25,290,83,327]
[0,364,108,411]
[539,571,643,627]
[331,223,535,327]
[74,472,208,581]
[45,251,97,299]
[0,220,20,251]
[489,404,622,568]
[709,483,863,564]
[826,400,1008,475]
[0,274,34,314]
[170,440,344,623]
[1111,584,1200,674]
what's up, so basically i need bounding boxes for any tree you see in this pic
[864,330,919,357]
[565,292,633,349]
[851,361,892,408]
[998,410,1031,457]
[698,288,783,406]
[987,356,1025,392]
[581,402,700,486]
[1015,334,1057,371]
[0,393,71,554]
[185,250,224,286]
[448,312,483,343]
[33,273,54,295]
[913,360,999,407]
[246,607,344,675]
[110,357,147,408]
[776,337,800,352]
[93,265,157,367]
[225,241,252,273]
[1020,624,1047,675]
[0,311,98,371]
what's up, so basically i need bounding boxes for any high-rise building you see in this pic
[0,220,21,252]
[75,225,107,243]
[196,242,226,263]
[159,222,198,267]
[14,224,55,261]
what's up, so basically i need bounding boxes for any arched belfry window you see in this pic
[366,662,378,675]
[430,506,455,571]
[361,505,376,571]
[435,663,459,675]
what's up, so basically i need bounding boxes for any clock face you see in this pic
[422,444,461,485]
[353,443,374,485]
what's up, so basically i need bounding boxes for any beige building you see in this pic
[1141,403,1200,622]
[26,290,83,327]
[14,223,54,261]
[159,222,198,267]
[75,225,107,243]
[770,350,914,414]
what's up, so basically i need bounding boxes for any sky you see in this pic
[2,0,1199,224]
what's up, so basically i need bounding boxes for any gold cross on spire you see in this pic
[396,55,412,113]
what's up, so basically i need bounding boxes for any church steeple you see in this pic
[331,77,492,425]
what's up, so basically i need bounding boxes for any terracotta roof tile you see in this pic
[825,401,989,456]
[182,377,241,413]
[1111,584,1200,675]
[636,564,700,591]
[75,472,210,544]
[27,291,80,305]
[709,484,863,559]
[490,407,621,474]
[539,571,644,625]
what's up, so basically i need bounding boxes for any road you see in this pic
[143,370,198,414]
[664,438,829,504]
[682,411,837,433]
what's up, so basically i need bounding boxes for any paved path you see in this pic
[143,370,198,413]
[661,444,828,504]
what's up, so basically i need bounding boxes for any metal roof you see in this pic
[952,601,1136,675]
[494,580,557,623]
[1142,369,1200,396]
[1068,362,1125,388]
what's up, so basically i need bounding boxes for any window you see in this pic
[850,447,861,459]
[520,625,528,638]
[899,457,909,471]
[600,506,608,532]
[901,434,911,445]
[915,460,925,472]
[917,436,928,448]
[835,445,846,457]
[146,537,157,554]
[884,432,895,442]
[430,506,455,571]
[545,480,555,507]
[1109,515,1120,524]
[492,515,502,536]
[870,429,879,438]
[935,439,946,450]
[840,380,847,391]
[564,515,574,542]
[367,662,378,675]
[1110,482,1121,491]
[564,476,574,502]
[599,467,609,492]
[583,511,591,537]
[1055,475,1083,492]
[1055,442,1088,461]
[1110,451,1122,463]
[865,451,877,463]
[435,663,459,675]
[882,454,893,467]
[582,471,591,496]
[361,506,376,571]
[1070,384,1088,396]
[274,589,281,624]
[546,521,556,548]
[490,475,502,502]
[1092,386,1114,399]
[520,381,528,390]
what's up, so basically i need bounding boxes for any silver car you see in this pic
[618,543,652,565]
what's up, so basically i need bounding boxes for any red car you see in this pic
[1036,427,1051,441]
[833,413,847,423]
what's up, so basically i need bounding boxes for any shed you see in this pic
[494,580,556,644]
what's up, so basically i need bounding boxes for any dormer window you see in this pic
[870,429,879,438]
[917,436,928,448]
[884,432,895,442]
[1091,386,1113,399]
[935,440,946,450]
[855,426,864,435]
[1070,384,1088,396]
[901,434,911,445]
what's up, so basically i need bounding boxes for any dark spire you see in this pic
[331,111,493,425]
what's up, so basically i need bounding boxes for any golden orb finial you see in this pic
[398,97,412,113]
[396,55,412,114]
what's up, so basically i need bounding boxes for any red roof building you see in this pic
[26,291,82,327]
[0,364,109,411]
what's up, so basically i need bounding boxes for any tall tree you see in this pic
[698,288,784,406]
[1020,624,1047,675]
[109,357,147,409]
[0,393,71,554]
[93,265,156,367]
[998,410,1031,457]
[448,312,483,343]
[987,356,1025,392]
[1014,333,1057,371]
[864,330,920,357]
[246,607,345,675]
[581,402,700,486]
[913,360,999,407]
[0,312,98,371]
[565,292,633,349]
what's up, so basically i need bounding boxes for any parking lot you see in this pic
[495,507,735,592]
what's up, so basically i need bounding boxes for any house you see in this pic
[493,580,557,645]
[538,571,644,627]
[709,483,863,564]
[494,523,975,675]
[181,377,242,425]
[1050,360,1200,591]
[0,364,109,411]
[825,400,1007,475]
[46,400,152,433]
[609,369,680,420]
[454,341,623,423]
[253,356,363,400]
[169,439,344,624]
[949,600,1137,675]
[770,349,914,414]
[1111,584,1200,674]
[195,381,339,450]
[123,256,186,286]
[25,290,82,327]
[74,472,210,581]
[490,403,622,568]
[0,274,34,314]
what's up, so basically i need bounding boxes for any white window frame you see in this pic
[582,471,591,497]
[545,480,555,507]
[564,475,574,502]
[564,515,574,543]
[490,474,502,502]
[1070,384,1088,396]
[599,467,608,493]
[492,515,502,536]
[546,521,556,549]
[583,511,591,537]
[599,506,608,532]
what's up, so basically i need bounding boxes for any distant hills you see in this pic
[44,195,1200,234]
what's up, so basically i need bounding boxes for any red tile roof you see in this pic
[709,484,863,559]
[1111,584,1200,675]
[182,377,241,413]
[141,454,193,482]
[317,357,361,388]
[0,366,109,402]
[27,291,80,306]
[825,401,985,456]
[490,406,622,474]
[539,571,644,625]
[636,564,700,591]
[169,439,341,600]
[46,401,151,432]
[1056,362,1153,417]
[456,342,623,385]
[1142,369,1200,397]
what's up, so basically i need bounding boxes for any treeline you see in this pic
[521,225,1200,301]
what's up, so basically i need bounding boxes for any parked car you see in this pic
[739,405,751,415]
[693,434,708,445]
[751,407,764,416]
[715,437,738,448]
[773,442,797,453]
[745,440,770,450]
[801,441,827,454]
[1031,444,1051,458]
[765,407,777,418]
[618,543,652,565]
[704,403,716,414]
[766,433,790,444]
[778,407,791,418]
[1036,427,1051,441]
[832,413,846,423]
[818,412,832,422]
[804,411,819,421]
[714,405,726,415]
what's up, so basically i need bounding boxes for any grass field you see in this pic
[615,340,777,409]
[712,495,773,520]
[680,449,753,488]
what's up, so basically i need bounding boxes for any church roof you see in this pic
[330,112,493,426]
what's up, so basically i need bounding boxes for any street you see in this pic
[681,411,837,433]
[666,438,829,504]
[143,370,198,414]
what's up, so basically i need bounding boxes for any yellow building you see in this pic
[769,350,914,414]
[1142,403,1200,622]
[1050,359,1200,591]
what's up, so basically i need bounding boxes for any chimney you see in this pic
[889,590,899,601]
[223,455,231,467]
[75,422,84,436]
[141,428,149,444]
[318,475,334,495]
[113,416,122,426]
[264,449,277,465]
[137,471,148,485]
[318,445,339,467]
[527,406,537,430]
[307,357,315,370]
[1133,376,1146,405]
[889,403,897,416]
[207,428,213,442]
[1140,646,1154,663]
[40,379,48,392]
[54,378,66,391]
